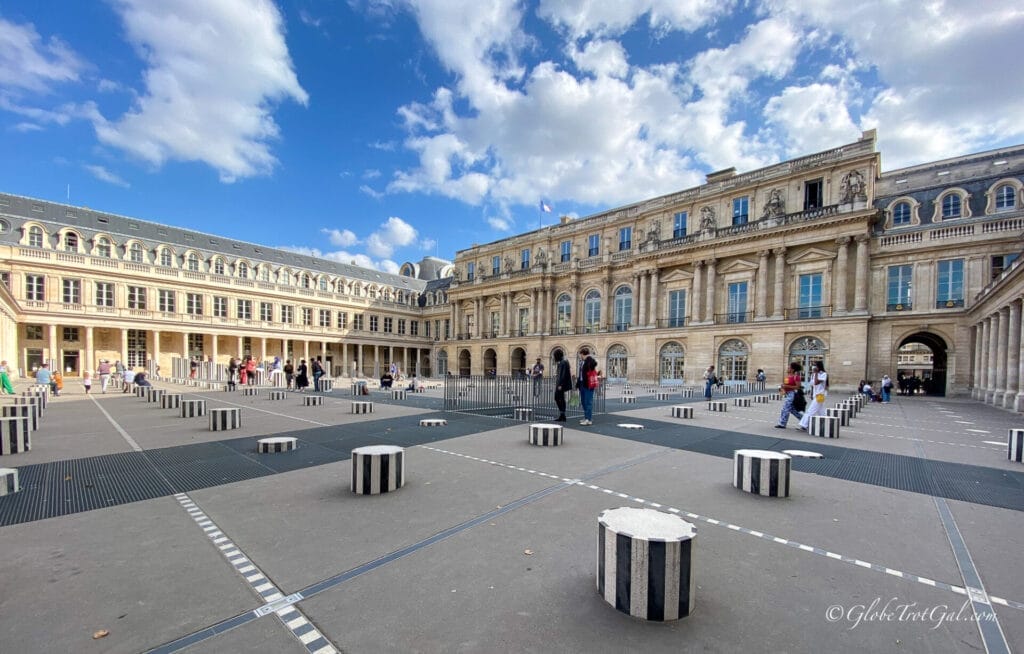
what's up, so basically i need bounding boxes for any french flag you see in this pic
[540,200,552,213]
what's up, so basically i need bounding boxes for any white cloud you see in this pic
[538,0,731,38]
[277,245,399,274]
[91,0,308,182]
[363,169,382,179]
[321,228,359,247]
[488,216,512,231]
[763,83,859,157]
[420,237,437,251]
[0,18,84,93]
[365,216,418,257]
[84,164,130,188]
[12,122,43,132]
[568,39,629,79]
[360,184,385,199]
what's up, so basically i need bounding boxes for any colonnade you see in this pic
[972,299,1024,411]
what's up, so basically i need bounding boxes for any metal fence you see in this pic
[443,375,606,420]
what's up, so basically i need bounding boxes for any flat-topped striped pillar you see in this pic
[135,386,146,397]
[180,399,207,418]
[413,387,426,393]
[618,423,645,430]
[529,423,563,446]
[514,407,534,421]
[597,507,696,621]
[671,406,694,419]
[351,401,373,414]
[242,387,259,397]
[12,397,42,419]
[784,450,823,459]
[621,396,636,404]
[708,401,727,412]
[146,388,166,403]
[826,407,850,426]
[734,449,790,497]
[258,437,297,453]
[681,389,695,398]
[391,389,407,400]
[210,407,241,431]
[621,388,634,396]
[764,393,782,401]
[1009,429,1024,463]
[304,395,324,406]
[0,417,31,455]
[733,397,750,408]
[351,383,362,396]
[841,401,858,418]
[267,390,286,401]
[20,391,47,410]
[655,392,673,401]
[850,395,865,409]
[351,445,405,495]
[161,393,182,409]
[320,379,334,393]
[809,415,840,438]
[753,395,771,404]
[2,404,38,431]
[419,418,447,427]
[0,467,19,495]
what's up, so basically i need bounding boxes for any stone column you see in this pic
[85,326,95,372]
[834,237,850,315]
[540,287,548,334]
[691,261,704,324]
[1005,301,1021,409]
[772,248,786,318]
[755,250,769,319]
[986,313,999,405]
[152,330,161,375]
[995,306,1011,405]
[236,336,244,358]
[120,328,129,367]
[47,324,58,364]
[500,292,508,336]
[342,343,349,378]
[853,235,869,312]
[211,333,219,364]
[373,344,379,378]
[979,318,990,399]
[601,277,612,329]
[636,273,646,328]
[649,268,659,327]
[261,337,268,363]
[704,259,717,324]
[972,324,983,399]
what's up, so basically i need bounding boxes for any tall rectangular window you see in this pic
[383,317,393,333]
[668,290,686,327]
[237,299,252,320]
[521,248,530,269]
[213,296,227,318]
[337,311,348,329]
[804,178,823,210]
[518,308,529,335]
[673,212,687,239]
[370,316,379,331]
[302,307,312,325]
[560,240,571,263]
[425,321,431,338]
[158,290,175,313]
[619,227,632,251]
[128,286,147,310]
[62,279,81,304]
[467,262,475,281]
[887,265,912,310]
[588,234,600,257]
[127,329,147,368]
[186,293,203,315]
[63,327,79,342]
[489,311,500,335]
[992,254,1020,279]
[410,320,418,336]
[281,305,293,323]
[492,255,501,276]
[319,309,330,327]
[187,333,204,357]
[936,259,964,308]
[260,302,272,321]
[95,281,114,307]
[798,273,823,318]
[398,318,406,335]
[25,274,45,301]
[732,197,749,225]
[353,314,364,330]
[727,282,748,323]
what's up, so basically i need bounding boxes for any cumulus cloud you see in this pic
[0,18,84,93]
[488,216,512,231]
[538,0,731,38]
[763,83,859,157]
[84,164,131,188]
[365,216,418,257]
[278,245,400,275]
[321,228,359,247]
[90,0,308,182]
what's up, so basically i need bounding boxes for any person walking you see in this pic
[295,359,309,392]
[227,357,239,391]
[774,362,803,429]
[284,359,295,390]
[97,359,112,393]
[880,374,893,403]
[798,362,829,431]
[312,356,324,392]
[122,368,135,393]
[575,347,598,425]
[245,357,257,385]
[756,368,766,391]
[0,360,15,394]
[703,365,716,399]
[552,349,571,422]
[83,370,92,394]
[531,357,544,398]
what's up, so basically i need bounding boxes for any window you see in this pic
[25,325,43,340]
[717,339,749,382]
[444,319,450,339]
[187,253,199,271]
[337,311,348,329]
[28,225,44,248]
[584,290,601,331]
[129,242,143,263]
[238,262,249,278]
[673,212,687,239]
[211,258,223,275]
[353,314,364,330]
[521,249,530,269]
[25,274,45,301]
[798,274,823,318]
[892,202,911,226]
[94,282,114,307]
[887,265,912,310]
[160,248,173,267]
[492,255,501,276]
[410,320,418,336]
[187,333,204,357]
[425,321,431,338]
[398,318,407,335]
[319,277,328,291]
[659,342,685,382]
[0,272,8,290]
[667,290,686,327]
[727,282,748,323]
[804,179,823,210]
[941,194,962,219]
[260,266,270,282]
[319,309,330,327]
[64,232,79,252]
[186,293,203,315]
[518,307,529,334]
[560,241,571,263]
[62,278,81,304]
[63,327,79,342]
[302,307,312,325]
[488,311,499,335]
[381,316,393,332]
[556,294,572,333]
[995,184,1016,211]
[128,286,147,310]
[588,234,600,257]
[237,299,252,320]
[732,196,749,225]
[127,329,147,368]
[613,286,632,330]
[301,275,311,289]
[992,254,1020,279]
[95,237,112,258]
[213,296,227,318]
[619,227,632,251]
[936,259,965,308]
[281,305,293,323]
[467,262,475,281]
[158,290,175,313]
[260,302,272,322]
[369,316,379,332]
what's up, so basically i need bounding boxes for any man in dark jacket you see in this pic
[553,350,572,422]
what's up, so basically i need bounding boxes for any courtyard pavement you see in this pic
[0,379,1021,653]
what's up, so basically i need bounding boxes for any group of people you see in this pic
[774,361,830,431]
[858,375,893,403]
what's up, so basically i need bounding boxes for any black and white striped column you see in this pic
[826,407,849,426]
[351,383,362,396]
[20,391,47,410]
[135,386,147,397]
[242,387,259,397]
[529,423,563,446]
[1009,429,1024,463]
[733,449,791,497]
[708,401,727,412]
[12,397,42,419]
[0,467,19,495]
[419,418,447,427]
[351,445,405,495]
[597,507,696,621]
[304,395,324,406]
[809,415,840,438]
[391,389,407,400]
[754,395,771,404]
[258,437,297,453]
[671,406,693,419]
[180,399,207,418]
[733,397,750,408]
[147,388,166,403]
[267,390,286,400]
[655,392,673,401]
[0,417,31,455]
[161,393,182,409]
[765,393,782,401]
[209,407,242,431]
[514,407,534,420]
[320,379,334,392]
[841,401,858,418]
[621,396,636,404]
[351,401,373,414]
[2,404,37,431]
[681,389,695,398]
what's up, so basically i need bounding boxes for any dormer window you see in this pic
[238,262,249,278]
[892,202,911,226]
[27,226,43,248]
[160,248,173,267]
[64,232,79,252]
[996,184,1016,211]
[187,253,199,271]
[213,258,225,275]
[129,242,144,263]
[95,237,112,258]
[941,194,961,219]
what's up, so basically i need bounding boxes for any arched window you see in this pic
[95,237,112,258]
[129,242,144,263]
[187,253,199,271]
[28,225,44,248]
[788,336,826,381]
[259,266,270,282]
[584,290,601,333]
[717,339,749,382]
[64,232,79,252]
[368,287,377,299]
[941,193,961,219]
[556,293,572,334]
[437,350,449,376]
[659,342,686,384]
[996,184,1016,211]
[237,262,249,278]
[607,344,628,381]
[213,258,225,275]
[613,285,633,331]
[892,202,911,226]
[383,289,391,302]
[319,277,328,291]
[301,274,311,289]
[279,270,291,286]
[160,248,173,267]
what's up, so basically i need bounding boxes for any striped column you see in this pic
[267,390,286,400]
[708,401,727,412]
[733,398,750,408]
[841,401,858,418]
[753,395,771,404]
[351,383,362,396]
[733,449,790,497]
[0,417,31,455]
[597,507,696,621]
[809,415,840,438]
[2,404,38,431]
[135,386,147,397]
[320,379,334,393]
[671,406,694,419]
[529,423,563,446]
[391,390,407,400]
[304,395,324,406]
[161,393,182,409]
[20,391,47,410]
[514,407,534,421]
[351,401,373,414]
[621,396,636,404]
[0,467,19,495]
[12,397,42,419]
[209,408,242,431]
[655,392,673,401]
[147,388,166,403]
[826,407,849,426]
[242,387,259,397]
[681,389,695,398]
[351,445,405,495]
[180,399,207,418]
[258,437,297,453]
[1009,429,1024,463]
[419,418,447,427]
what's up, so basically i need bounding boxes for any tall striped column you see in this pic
[0,417,31,455]
[1009,429,1024,463]
[2,404,38,431]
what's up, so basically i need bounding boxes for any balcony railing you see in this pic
[607,322,631,332]
[886,302,912,312]
[935,298,965,309]
[714,311,754,324]
[656,318,688,328]
[782,305,833,320]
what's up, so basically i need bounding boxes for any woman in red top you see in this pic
[774,362,804,429]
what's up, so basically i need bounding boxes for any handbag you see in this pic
[568,392,580,407]
[815,393,825,403]
[586,369,599,389]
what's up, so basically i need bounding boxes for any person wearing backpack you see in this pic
[575,347,598,425]
[312,356,324,392]
[774,361,804,429]
[552,349,572,422]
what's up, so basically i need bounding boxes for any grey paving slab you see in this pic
[180,612,306,654]
[0,395,136,465]
[946,498,1024,610]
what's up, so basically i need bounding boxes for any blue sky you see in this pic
[2,0,1023,273]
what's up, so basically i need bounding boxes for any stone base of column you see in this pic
[993,391,1006,406]
[1016,393,1024,413]
[1003,392,1017,410]
[985,391,996,404]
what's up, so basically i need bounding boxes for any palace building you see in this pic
[1,129,1022,408]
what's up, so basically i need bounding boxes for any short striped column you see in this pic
[809,415,840,438]
[20,391,47,410]
[147,388,166,403]
[419,418,447,427]
[242,387,259,397]
[351,401,373,414]
[351,445,405,495]
[135,386,147,397]
[2,404,38,431]
[391,389,407,400]
[681,389,695,398]
[733,449,790,497]
[351,383,362,396]
[826,407,850,426]
[841,401,858,418]
[671,406,694,419]
[851,395,865,409]
[161,393,182,409]
[621,388,634,396]
[12,397,42,419]
[597,507,696,621]
[258,437,297,453]
[753,395,771,404]
[319,379,334,393]
[0,417,31,455]
[209,407,242,431]
[765,393,782,401]
[1009,429,1024,463]
[733,397,750,408]
[514,407,534,421]
[304,395,324,406]
[413,387,426,393]
[621,396,636,404]
[655,392,673,401]
[529,423,563,446]
[0,467,19,495]
[267,390,286,401]
[784,450,823,459]
[180,399,207,418]
[708,401,727,412]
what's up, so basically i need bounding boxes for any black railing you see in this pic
[444,374,606,419]
[936,299,964,309]
[886,303,911,312]
[608,322,631,332]
[552,325,576,335]
[714,311,754,324]
[783,305,833,320]
[657,318,688,328]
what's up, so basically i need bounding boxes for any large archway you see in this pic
[510,347,527,377]
[897,332,948,396]
[458,349,471,377]
[659,342,685,385]
[483,348,498,376]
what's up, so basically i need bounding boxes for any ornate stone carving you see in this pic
[504,256,514,273]
[699,206,716,231]
[760,188,786,219]
[536,248,548,265]
[647,219,661,242]
[840,169,867,204]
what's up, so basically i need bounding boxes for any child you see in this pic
[122,368,135,393]
[83,370,92,394]
[52,370,64,397]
